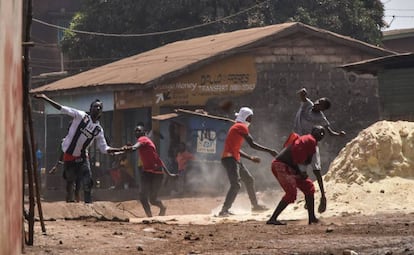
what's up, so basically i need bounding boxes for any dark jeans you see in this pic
[221,157,258,211]
[63,158,93,203]
[139,171,165,217]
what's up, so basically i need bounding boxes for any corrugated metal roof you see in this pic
[383,28,414,40]
[340,53,414,75]
[32,22,394,94]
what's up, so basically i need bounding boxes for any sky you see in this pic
[382,0,414,30]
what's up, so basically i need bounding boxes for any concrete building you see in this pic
[341,53,414,121]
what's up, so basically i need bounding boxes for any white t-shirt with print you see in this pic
[61,106,110,157]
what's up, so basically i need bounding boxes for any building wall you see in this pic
[208,35,380,174]
[378,68,414,120]
[0,0,23,254]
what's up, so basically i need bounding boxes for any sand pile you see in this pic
[317,120,414,217]
[325,120,414,184]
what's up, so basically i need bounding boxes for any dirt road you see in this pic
[23,196,414,255]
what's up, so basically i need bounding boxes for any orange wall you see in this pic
[0,0,23,254]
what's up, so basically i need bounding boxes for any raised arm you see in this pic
[33,93,62,110]
[297,88,308,102]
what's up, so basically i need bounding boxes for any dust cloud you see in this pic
[214,120,414,222]
[160,120,414,224]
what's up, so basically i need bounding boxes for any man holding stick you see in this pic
[130,124,176,217]
[218,107,278,217]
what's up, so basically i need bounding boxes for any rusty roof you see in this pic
[340,52,414,75]
[32,22,394,94]
[383,28,414,40]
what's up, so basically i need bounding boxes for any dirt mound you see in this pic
[311,120,414,217]
[325,120,414,184]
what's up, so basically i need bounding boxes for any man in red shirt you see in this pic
[267,125,325,225]
[132,124,167,217]
[174,142,195,194]
[219,107,278,217]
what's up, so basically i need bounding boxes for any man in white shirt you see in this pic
[292,88,346,213]
[34,94,129,203]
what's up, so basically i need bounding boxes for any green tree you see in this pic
[61,0,385,73]
[269,0,384,45]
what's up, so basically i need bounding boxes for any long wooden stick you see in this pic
[29,102,46,234]
[174,108,235,123]
[22,0,35,245]
[22,0,46,245]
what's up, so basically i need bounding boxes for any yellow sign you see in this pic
[115,89,153,109]
[115,54,257,109]
[154,54,257,106]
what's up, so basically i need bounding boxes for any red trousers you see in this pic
[271,160,315,204]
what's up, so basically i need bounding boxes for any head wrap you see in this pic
[235,107,253,124]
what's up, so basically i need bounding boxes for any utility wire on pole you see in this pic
[32,0,270,37]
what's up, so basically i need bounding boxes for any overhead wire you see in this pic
[385,15,414,18]
[31,1,272,71]
[33,1,403,72]
[32,0,270,38]
[386,9,414,11]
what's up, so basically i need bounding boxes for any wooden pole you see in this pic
[22,0,34,245]
[22,0,46,245]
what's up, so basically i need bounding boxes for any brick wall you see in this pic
[208,35,380,177]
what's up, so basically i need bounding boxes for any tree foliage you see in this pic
[61,0,385,73]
